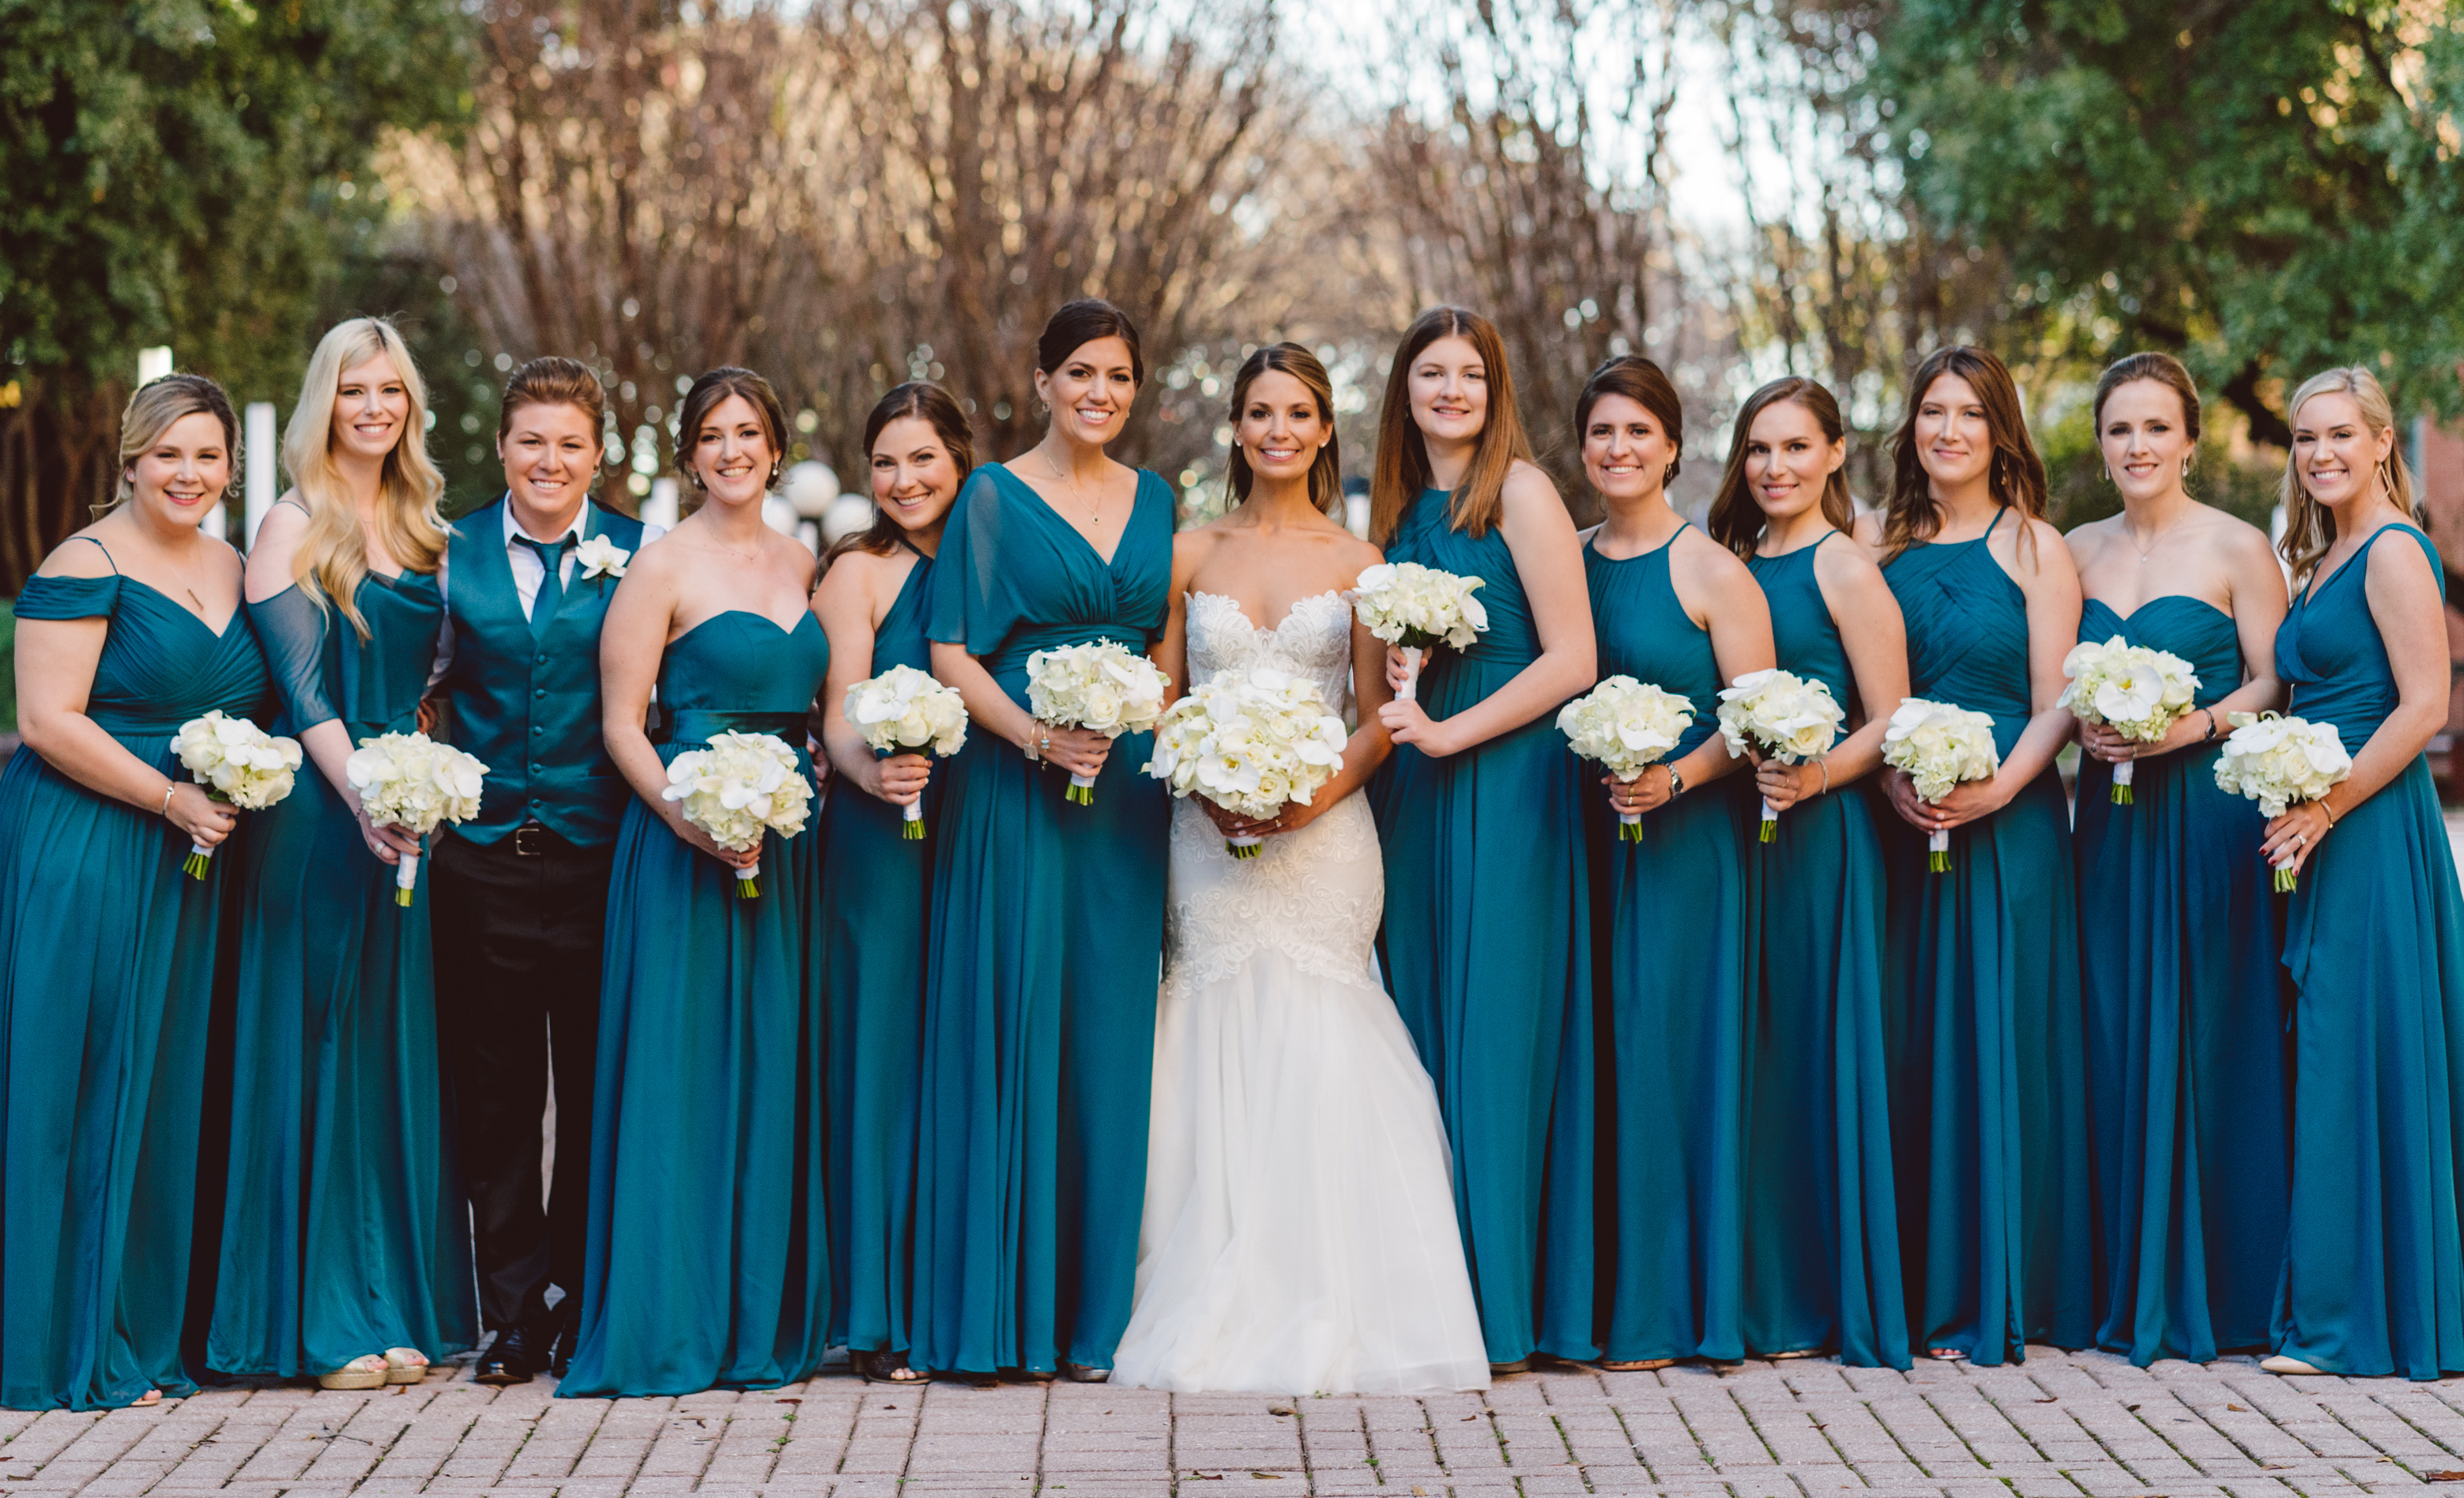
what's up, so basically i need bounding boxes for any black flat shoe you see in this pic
[546,1304,576,1379]
[852,1349,925,1385]
[475,1324,541,1385]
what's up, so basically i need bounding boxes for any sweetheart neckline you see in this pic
[1189,589,1347,639]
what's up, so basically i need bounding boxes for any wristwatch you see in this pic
[1666,764,1687,799]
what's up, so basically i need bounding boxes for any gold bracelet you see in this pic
[2320,799,2338,828]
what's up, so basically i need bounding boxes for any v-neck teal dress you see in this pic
[2271,523,2464,1379]
[560,608,833,1398]
[0,545,270,1409]
[911,464,1172,1376]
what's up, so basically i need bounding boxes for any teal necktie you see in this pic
[517,533,577,640]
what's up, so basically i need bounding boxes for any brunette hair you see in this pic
[1574,355,1685,482]
[1038,300,1145,388]
[2276,365,2423,583]
[1369,306,1536,545]
[675,367,789,492]
[2091,352,2202,447]
[1706,376,1853,560]
[114,374,239,512]
[499,356,608,440]
[1226,343,1343,517]
[283,316,447,637]
[827,382,977,564]
[1880,345,2047,561]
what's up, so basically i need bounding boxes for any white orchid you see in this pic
[1146,666,1349,858]
[573,534,631,579]
[846,664,969,837]
[170,711,304,877]
[1715,668,1846,842]
[1026,641,1171,804]
[1558,676,1695,840]
[345,731,492,905]
[1351,562,1489,700]
[2059,636,2202,803]
[2213,711,2350,891]
[1880,698,1999,871]
[660,730,812,896]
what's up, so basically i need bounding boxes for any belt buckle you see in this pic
[512,822,547,858]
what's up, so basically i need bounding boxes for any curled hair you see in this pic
[1370,306,1537,545]
[675,367,789,493]
[1038,300,1145,389]
[1226,343,1342,517]
[2091,352,2202,448]
[283,316,447,639]
[113,373,239,514]
[2277,365,2423,583]
[499,356,608,442]
[1706,377,1852,560]
[1574,355,1685,483]
[1881,345,2047,562]
[828,382,978,564]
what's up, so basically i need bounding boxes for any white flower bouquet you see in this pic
[1715,668,1846,842]
[1025,640,1171,805]
[846,664,970,840]
[1557,675,1695,841]
[2212,711,2350,892]
[660,730,813,897]
[2059,636,2202,804]
[344,731,490,906]
[1880,698,1999,873]
[1145,665,1349,858]
[1351,561,1488,701]
[170,710,304,877]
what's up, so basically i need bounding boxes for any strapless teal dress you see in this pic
[2272,523,2464,1379]
[911,466,1172,1375]
[1878,508,2093,1363]
[2073,594,2286,1364]
[0,553,270,1409]
[559,609,832,1397]
[1371,489,1594,1366]
[1740,537,1909,1369]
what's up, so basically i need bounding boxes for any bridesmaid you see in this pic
[561,368,832,1398]
[1706,377,1912,1370]
[1370,307,1599,1372]
[213,318,476,1387]
[0,376,270,1409]
[1856,345,2093,1364]
[812,383,971,1386]
[1575,357,1774,1369]
[2063,353,2289,1366]
[914,300,1173,1381]
[2259,367,2464,1381]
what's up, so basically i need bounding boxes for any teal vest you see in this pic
[441,497,646,849]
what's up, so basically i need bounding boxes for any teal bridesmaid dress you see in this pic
[1584,526,1746,1365]
[910,465,1172,1376]
[2271,523,2464,1380]
[1372,489,1595,1367]
[2074,594,2286,1364]
[1740,537,1910,1369]
[559,609,832,1398]
[1878,507,2094,1364]
[211,544,477,1375]
[0,547,269,1408]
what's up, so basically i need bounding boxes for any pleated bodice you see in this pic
[2080,596,2241,710]
[13,572,272,746]
[1883,514,2032,758]
[1585,529,1723,757]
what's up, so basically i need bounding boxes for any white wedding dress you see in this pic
[1110,591,1490,1394]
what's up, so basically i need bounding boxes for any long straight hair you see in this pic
[1369,307,1535,545]
[282,317,447,639]
[2277,365,2423,583]
[1226,343,1342,516]
[827,381,977,565]
[1706,377,1854,560]
[1880,345,2047,562]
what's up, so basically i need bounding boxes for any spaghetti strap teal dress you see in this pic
[1740,536,1909,1369]
[1878,507,2093,1364]
[0,546,270,1409]
[2074,594,2286,1365]
[1584,526,1746,1365]
[559,609,832,1398]
[2271,523,2464,1380]
[1373,489,1595,1367]
[910,465,1172,1376]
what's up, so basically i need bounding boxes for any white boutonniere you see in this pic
[575,534,631,580]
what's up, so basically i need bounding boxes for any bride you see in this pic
[1111,344,1489,1394]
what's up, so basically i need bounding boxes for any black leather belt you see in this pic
[511,821,551,857]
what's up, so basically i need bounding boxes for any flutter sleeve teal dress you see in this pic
[910,465,1172,1377]
[0,545,270,1409]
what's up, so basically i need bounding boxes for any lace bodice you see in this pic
[1185,591,1354,718]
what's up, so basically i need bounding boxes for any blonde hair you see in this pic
[281,317,447,638]
[111,374,239,513]
[2276,365,2421,583]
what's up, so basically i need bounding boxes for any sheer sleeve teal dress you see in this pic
[1740,536,1909,1369]
[2073,593,2286,1365]
[0,549,270,1409]
[210,547,477,1376]
[910,465,1172,1377]
[1878,507,2093,1364]
[2270,523,2464,1379]
[1584,526,1746,1366]
[1371,489,1595,1367]
[559,607,832,1398]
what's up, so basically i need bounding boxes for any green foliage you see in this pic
[2040,400,2283,537]
[317,242,500,516]
[0,598,14,735]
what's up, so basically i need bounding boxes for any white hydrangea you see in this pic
[345,730,492,905]
[1558,676,1695,839]
[1026,640,1172,803]
[1715,668,1846,841]
[1145,665,1349,858]
[2059,636,2202,803]
[660,731,813,898]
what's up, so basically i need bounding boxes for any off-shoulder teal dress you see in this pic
[2271,523,2464,1379]
[559,608,832,1398]
[0,547,270,1409]
[1741,536,1909,1369]
[911,465,1172,1376]
[1584,526,1746,1365]
[2073,594,2285,1364]
[1372,489,1595,1367]
[1878,507,2093,1363]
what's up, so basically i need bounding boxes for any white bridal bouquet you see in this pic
[1715,668,1846,843]
[846,664,970,840]
[1146,665,1350,858]
[344,731,489,907]
[1880,698,1999,873]
[1025,640,1171,805]
[1351,561,1488,701]
[170,710,304,877]
[1557,675,1695,841]
[2059,636,2202,804]
[661,730,813,898]
[2212,711,2351,892]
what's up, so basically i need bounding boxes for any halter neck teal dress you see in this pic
[2072,591,2286,1364]
[2271,523,2464,1379]
[559,607,832,1397]
[1741,536,1910,1369]
[1372,489,1595,1367]
[0,543,270,1408]
[1878,507,2093,1363]
[912,465,1172,1376]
